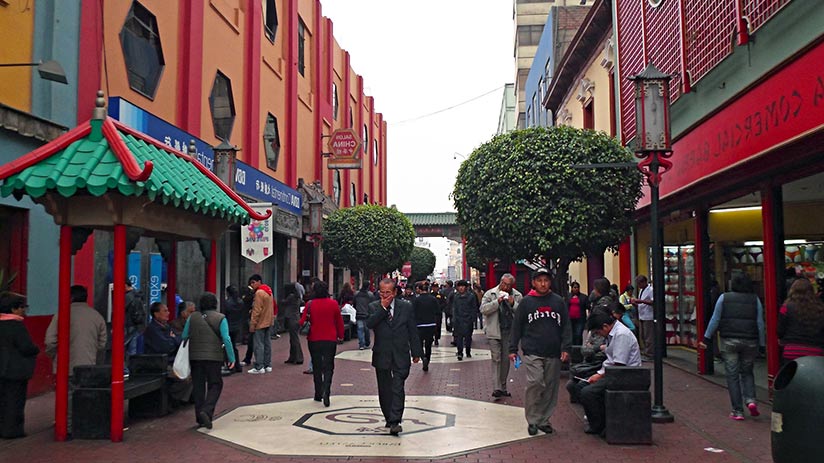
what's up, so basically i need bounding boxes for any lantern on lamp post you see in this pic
[629,62,675,423]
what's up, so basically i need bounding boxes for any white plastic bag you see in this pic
[173,339,190,379]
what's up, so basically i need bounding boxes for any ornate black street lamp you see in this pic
[629,63,675,423]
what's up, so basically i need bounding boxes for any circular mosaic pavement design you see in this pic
[336,345,492,364]
[199,395,533,458]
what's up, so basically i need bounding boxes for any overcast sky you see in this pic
[321,0,514,214]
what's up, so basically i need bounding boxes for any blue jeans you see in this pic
[253,326,272,370]
[357,319,370,348]
[721,337,758,412]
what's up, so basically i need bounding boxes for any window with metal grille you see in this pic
[263,0,278,43]
[298,18,306,76]
[263,113,281,171]
[120,1,165,99]
[209,72,236,141]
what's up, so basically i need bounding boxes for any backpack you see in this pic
[126,290,147,329]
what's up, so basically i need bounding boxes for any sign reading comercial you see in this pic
[108,97,215,171]
[327,128,362,169]
[241,203,275,263]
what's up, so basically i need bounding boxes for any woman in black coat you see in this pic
[0,292,39,438]
[281,283,304,364]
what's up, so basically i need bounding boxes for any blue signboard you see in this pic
[233,160,302,215]
[148,253,163,306]
[128,251,141,290]
[108,97,215,171]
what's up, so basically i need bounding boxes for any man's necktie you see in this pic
[386,307,393,323]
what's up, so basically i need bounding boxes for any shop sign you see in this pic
[108,97,215,171]
[327,128,362,169]
[233,160,302,215]
[640,40,824,207]
[241,203,275,263]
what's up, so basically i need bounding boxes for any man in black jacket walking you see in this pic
[412,282,439,372]
[367,278,423,436]
[509,268,571,436]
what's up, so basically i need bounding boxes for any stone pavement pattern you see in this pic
[0,334,771,463]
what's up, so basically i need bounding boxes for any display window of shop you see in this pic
[0,206,28,294]
[781,172,824,298]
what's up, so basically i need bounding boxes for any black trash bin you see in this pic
[772,356,824,463]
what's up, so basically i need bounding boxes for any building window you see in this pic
[120,1,165,99]
[583,100,594,130]
[362,125,368,156]
[263,0,278,43]
[263,113,281,170]
[373,140,378,166]
[297,18,306,76]
[350,183,356,207]
[333,170,341,205]
[209,72,236,141]
[332,83,339,120]
[349,108,354,128]
[544,57,552,82]
[516,25,543,47]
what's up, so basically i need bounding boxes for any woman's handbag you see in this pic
[173,339,191,379]
[299,301,312,335]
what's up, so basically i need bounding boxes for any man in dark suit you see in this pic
[367,278,423,436]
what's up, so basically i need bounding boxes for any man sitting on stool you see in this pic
[578,308,641,436]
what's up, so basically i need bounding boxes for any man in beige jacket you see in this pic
[45,285,108,373]
[247,274,275,374]
[480,274,522,398]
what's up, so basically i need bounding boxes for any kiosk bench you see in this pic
[72,354,170,439]
[604,365,652,445]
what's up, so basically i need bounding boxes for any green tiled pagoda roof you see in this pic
[0,117,269,224]
[404,212,457,226]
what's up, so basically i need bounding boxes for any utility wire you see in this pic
[394,85,505,125]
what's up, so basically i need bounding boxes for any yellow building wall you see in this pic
[0,0,35,111]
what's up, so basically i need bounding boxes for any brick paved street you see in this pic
[0,334,771,463]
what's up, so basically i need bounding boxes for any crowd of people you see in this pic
[2,265,824,441]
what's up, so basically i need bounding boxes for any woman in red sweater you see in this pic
[300,281,344,406]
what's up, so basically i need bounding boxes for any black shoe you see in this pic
[492,390,503,398]
[389,424,403,436]
[434,340,439,346]
[294,361,304,365]
[466,353,472,358]
[285,359,294,364]
[584,426,603,435]
[314,396,322,402]
[323,394,330,407]
[423,360,429,372]
[501,390,511,397]
[457,355,463,361]
[198,411,212,430]
[528,424,538,436]
[537,424,553,434]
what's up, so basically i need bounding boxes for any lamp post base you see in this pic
[651,405,675,423]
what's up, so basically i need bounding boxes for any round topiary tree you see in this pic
[322,204,415,278]
[408,246,436,283]
[452,125,643,292]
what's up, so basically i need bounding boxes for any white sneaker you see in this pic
[265,367,273,373]
[247,368,265,374]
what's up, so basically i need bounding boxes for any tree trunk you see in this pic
[554,256,572,298]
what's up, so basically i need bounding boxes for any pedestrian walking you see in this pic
[412,282,439,372]
[451,280,479,360]
[367,278,423,436]
[698,272,765,420]
[480,273,522,398]
[247,274,275,374]
[509,268,571,436]
[353,282,375,350]
[0,292,39,439]
[565,282,589,346]
[300,281,344,407]
[180,292,235,429]
[281,283,304,365]
[223,286,245,373]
